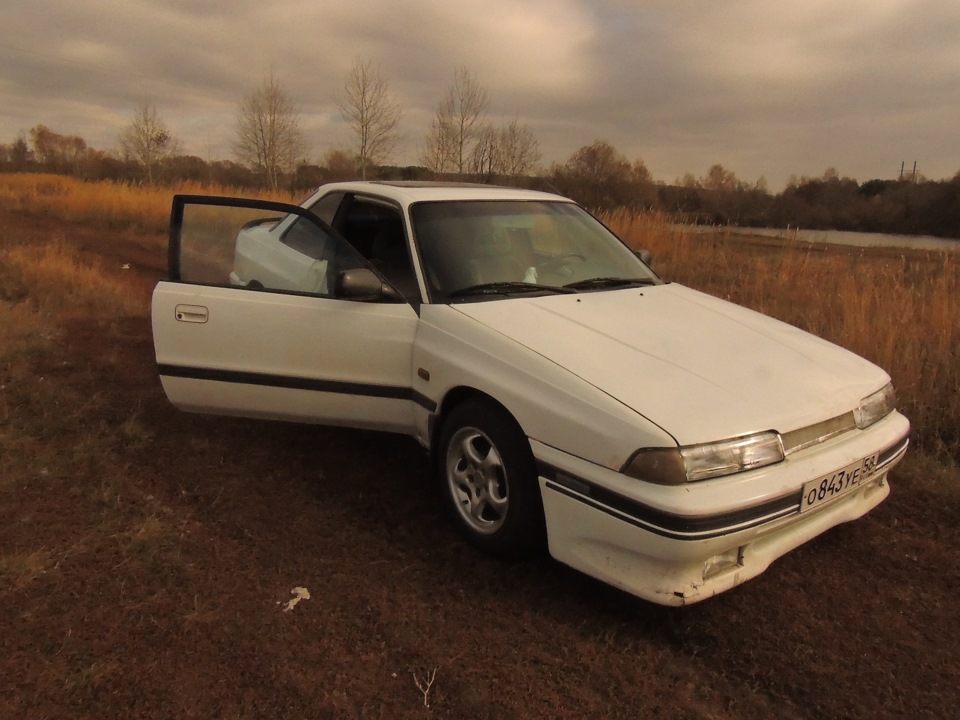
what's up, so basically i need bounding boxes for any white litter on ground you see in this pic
[281,586,310,612]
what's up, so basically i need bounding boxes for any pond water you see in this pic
[726,226,959,253]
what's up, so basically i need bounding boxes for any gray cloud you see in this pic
[1,0,957,189]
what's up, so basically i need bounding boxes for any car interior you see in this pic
[334,198,421,302]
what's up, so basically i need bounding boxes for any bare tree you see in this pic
[493,119,540,178]
[336,58,402,179]
[419,113,454,175]
[422,66,489,175]
[468,124,497,177]
[233,71,307,189]
[119,104,177,183]
[468,119,540,180]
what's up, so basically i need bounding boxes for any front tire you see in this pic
[437,397,545,557]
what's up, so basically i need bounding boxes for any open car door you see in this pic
[151,195,426,434]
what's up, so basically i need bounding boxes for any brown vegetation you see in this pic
[1,176,958,718]
[607,209,960,455]
[0,173,300,235]
[7,119,960,238]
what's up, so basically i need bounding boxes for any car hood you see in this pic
[451,284,888,445]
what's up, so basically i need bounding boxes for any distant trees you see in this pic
[118,104,178,184]
[320,148,359,182]
[2,111,959,239]
[29,125,89,175]
[336,58,403,179]
[1,134,29,169]
[420,67,540,181]
[233,71,307,189]
[469,118,541,180]
[772,170,960,237]
[549,140,657,212]
[8,134,30,171]
[700,163,743,192]
[12,125,124,179]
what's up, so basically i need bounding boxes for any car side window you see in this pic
[336,197,421,303]
[308,192,346,226]
[279,216,334,260]
[277,193,347,259]
[175,198,367,298]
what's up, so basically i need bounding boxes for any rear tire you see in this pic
[437,397,545,558]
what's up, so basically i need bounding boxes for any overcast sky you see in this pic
[1,0,958,190]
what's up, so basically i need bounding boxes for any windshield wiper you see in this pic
[446,281,576,298]
[563,277,657,291]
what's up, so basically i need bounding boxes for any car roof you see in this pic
[307,180,573,206]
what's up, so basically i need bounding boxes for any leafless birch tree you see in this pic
[421,66,489,175]
[233,71,306,189]
[119,103,177,184]
[336,58,402,179]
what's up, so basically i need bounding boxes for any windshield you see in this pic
[411,200,658,300]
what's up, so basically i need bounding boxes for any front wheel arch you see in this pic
[434,393,546,558]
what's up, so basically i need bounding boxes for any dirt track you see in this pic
[1,210,958,719]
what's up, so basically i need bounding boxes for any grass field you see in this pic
[1,174,957,719]
[0,173,301,236]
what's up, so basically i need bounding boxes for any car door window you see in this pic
[335,196,421,303]
[307,191,346,226]
[175,197,367,297]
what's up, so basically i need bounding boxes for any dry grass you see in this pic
[607,209,960,455]
[0,173,299,235]
[0,301,59,455]
[0,239,145,316]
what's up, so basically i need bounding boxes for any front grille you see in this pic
[781,411,857,455]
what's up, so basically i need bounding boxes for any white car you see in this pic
[152,181,910,605]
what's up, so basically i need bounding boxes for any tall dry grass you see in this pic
[0,173,299,235]
[607,209,960,455]
[0,239,146,317]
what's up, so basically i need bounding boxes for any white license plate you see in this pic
[800,453,879,513]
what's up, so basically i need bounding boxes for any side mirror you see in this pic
[635,249,653,266]
[335,268,402,302]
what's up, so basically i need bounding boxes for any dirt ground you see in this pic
[1,209,958,719]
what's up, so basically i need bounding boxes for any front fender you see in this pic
[413,304,675,470]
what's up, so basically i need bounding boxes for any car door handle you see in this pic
[174,304,208,323]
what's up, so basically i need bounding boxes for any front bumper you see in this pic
[534,410,910,606]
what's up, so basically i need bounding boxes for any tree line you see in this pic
[1,61,957,239]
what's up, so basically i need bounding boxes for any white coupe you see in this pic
[151,181,909,605]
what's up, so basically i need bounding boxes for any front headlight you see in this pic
[623,431,785,485]
[855,383,896,430]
